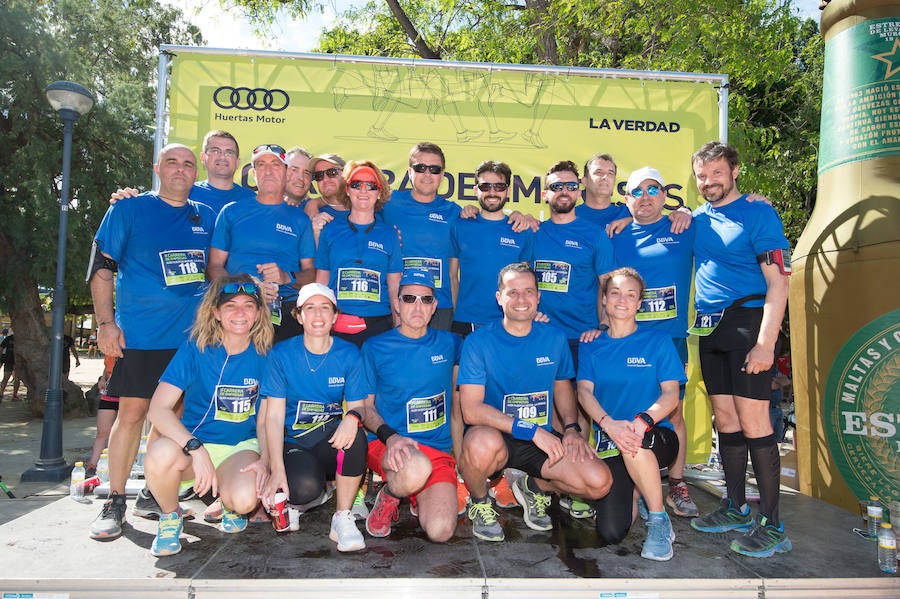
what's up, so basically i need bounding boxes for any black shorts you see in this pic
[498,429,563,479]
[451,321,477,338]
[274,298,303,344]
[98,397,120,411]
[429,307,454,332]
[106,348,177,399]
[333,313,394,349]
[698,306,771,400]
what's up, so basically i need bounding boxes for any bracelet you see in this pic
[345,409,363,426]
[376,424,398,444]
[510,418,538,441]
[598,414,609,428]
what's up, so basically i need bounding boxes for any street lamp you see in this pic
[22,81,94,483]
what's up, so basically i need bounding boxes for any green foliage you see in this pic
[0,0,203,309]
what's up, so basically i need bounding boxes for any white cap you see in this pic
[296,282,336,308]
[626,167,665,195]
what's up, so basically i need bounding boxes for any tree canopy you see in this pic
[0,0,202,414]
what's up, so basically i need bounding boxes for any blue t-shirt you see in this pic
[457,320,574,432]
[161,339,268,446]
[211,200,315,301]
[93,192,215,349]
[574,202,631,229]
[361,328,462,453]
[261,336,367,445]
[532,217,616,339]
[380,190,461,309]
[577,328,687,432]
[315,216,403,317]
[450,215,534,325]
[692,196,789,312]
[611,219,695,339]
[190,180,256,215]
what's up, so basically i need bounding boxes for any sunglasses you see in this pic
[218,282,261,303]
[399,294,436,305]
[477,182,509,192]
[252,144,286,156]
[547,181,580,192]
[348,181,380,191]
[313,167,342,181]
[410,163,443,174]
[630,185,661,199]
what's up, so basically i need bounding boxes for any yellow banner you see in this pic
[167,49,722,462]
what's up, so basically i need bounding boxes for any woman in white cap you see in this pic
[314,160,402,348]
[144,274,274,557]
[261,282,369,552]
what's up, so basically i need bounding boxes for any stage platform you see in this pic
[1,479,898,598]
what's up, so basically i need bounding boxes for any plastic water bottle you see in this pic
[97,450,109,484]
[70,461,85,501]
[868,498,884,540]
[131,435,148,479]
[878,521,898,574]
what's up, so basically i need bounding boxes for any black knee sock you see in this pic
[747,433,781,525]
[718,431,748,508]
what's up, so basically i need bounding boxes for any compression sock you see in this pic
[718,431,748,508]
[748,433,781,524]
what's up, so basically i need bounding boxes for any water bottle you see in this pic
[878,521,898,574]
[70,461,85,501]
[868,498,884,540]
[97,450,109,484]
[131,435,148,479]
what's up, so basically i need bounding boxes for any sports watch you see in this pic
[182,437,203,456]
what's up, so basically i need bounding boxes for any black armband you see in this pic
[87,242,118,282]
[757,249,792,276]
[376,424,398,444]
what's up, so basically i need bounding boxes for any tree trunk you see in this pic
[0,232,85,418]
[385,0,441,59]
[525,0,559,64]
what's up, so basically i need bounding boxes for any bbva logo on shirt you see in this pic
[431,354,447,364]
[626,357,651,367]
[368,240,386,253]
[499,236,519,248]
[536,356,554,366]
[192,226,208,234]
[656,236,676,244]
[564,240,581,249]
[244,378,258,386]
[428,213,447,223]
[275,223,297,237]
[328,376,345,386]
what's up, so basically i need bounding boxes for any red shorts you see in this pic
[366,439,457,508]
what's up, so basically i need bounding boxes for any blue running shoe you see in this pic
[642,512,675,561]
[691,498,752,533]
[220,508,248,533]
[151,512,183,556]
[730,514,792,557]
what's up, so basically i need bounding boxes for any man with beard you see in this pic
[305,153,348,245]
[449,161,534,337]
[533,160,616,362]
[208,144,316,342]
[687,142,791,558]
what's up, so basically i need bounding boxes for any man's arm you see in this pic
[459,383,513,431]
[450,366,463,460]
[744,262,789,375]
[89,255,125,358]
[295,257,315,288]
[362,393,418,473]
[449,257,460,309]
[207,248,230,282]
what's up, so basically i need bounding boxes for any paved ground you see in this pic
[1,356,898,597]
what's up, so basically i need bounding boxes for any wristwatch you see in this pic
[564,422,582,433]
[182,437,203,456]
[636,411,655,432]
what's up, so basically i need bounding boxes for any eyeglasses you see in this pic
[399,294,436,305]
[547,181,580,192]
[348,181,380,191]
[410,163,443,174]
[313,167,342,181]
[477,182,509,192]
[219,283,259,297]
[206,147,237,158]
[252,144,286,156]
[630,185,661,199]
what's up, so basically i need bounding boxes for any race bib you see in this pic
[593,428,620,459]
[406,391,446,433]
[403,257,442,288]
[291,400,343,433]
[637,285,677,321]
[214,384,258,423]
[688,310,724,336]
[337,267,381,302]
[534,260,570,292]
[159,249,206,286]
[503,391,549,427]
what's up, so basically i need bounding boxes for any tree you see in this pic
[0,0,202,416]
[227,0,822,242]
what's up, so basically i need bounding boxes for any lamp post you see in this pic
[22,81,94,483]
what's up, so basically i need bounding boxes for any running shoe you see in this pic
[220,507,248,533]
[366,488,399,538]
[330,509,366,552]
[637,496,649,521]
[730,514,792,557]
[641,512,675,561]
[511,475,552,531]
[350,487,369,521]
[691,498,753,533]
[456,478,470,516]
[559,495,595,519]
[490,476,518,509]
[89,492,126,539]
[667,481,699,517]
[150,512,183,556]
[468,499,504,542]
[133,487,193,519]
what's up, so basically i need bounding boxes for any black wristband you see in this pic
[564,422,582,433]
[376,424,398,444]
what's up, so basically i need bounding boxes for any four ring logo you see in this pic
[213,86,290,112]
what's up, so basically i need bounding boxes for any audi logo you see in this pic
[213,86,290,112]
